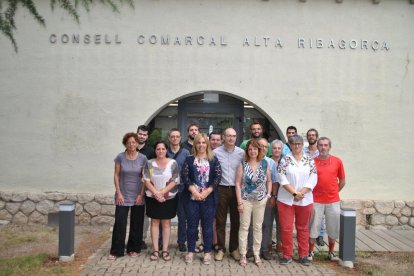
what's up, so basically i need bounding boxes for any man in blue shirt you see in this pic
[167,128,190,252]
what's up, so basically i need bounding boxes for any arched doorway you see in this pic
[147,91,283,146]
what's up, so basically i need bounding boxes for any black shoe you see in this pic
[246,248,254,258]
[316,236,324,246]
[141,241,148,250]
[299,257,311,266]
[279,257,292,265]
[260,251,272,260]
[178,243,187,252]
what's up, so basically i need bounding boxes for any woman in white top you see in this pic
[277,135,317,266]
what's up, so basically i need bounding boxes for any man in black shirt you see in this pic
[181,123,200,153]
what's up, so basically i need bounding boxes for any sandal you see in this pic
[254,255,262,267]
[203,252,211,265]
[161,251,171,261]
[107,254,117,261]
[150,251,159,261]
[194,243,204,253]
[128,251,138,258]
[185,252,193,263]
[239,254,247,267]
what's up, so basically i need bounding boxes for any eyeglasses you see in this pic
[291,143,303,147]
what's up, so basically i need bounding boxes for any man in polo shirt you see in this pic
[308,137,346,262]
[167,128,190,252]
[213,128,244,261]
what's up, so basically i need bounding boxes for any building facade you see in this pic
[0,0,413,206]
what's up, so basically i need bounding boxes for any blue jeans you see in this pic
[177,192,187,245]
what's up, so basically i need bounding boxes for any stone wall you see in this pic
[1,191,413,229]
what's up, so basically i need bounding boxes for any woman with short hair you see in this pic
[108,132,148,260]
[277,134,317,266]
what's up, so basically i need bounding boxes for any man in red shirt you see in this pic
[308,137,346,262]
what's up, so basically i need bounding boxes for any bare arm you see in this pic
[114,163,123,205]
[235,164,244,213]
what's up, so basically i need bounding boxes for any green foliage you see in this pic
[0,254,48,276]
[0,0,133,52]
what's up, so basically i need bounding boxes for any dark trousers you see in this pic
[176,192,187,245]
[186,196,215,253]
[110,205,145,256]
[215,186,239,253]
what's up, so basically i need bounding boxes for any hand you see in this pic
[237,203,244,213]
[192,191,204,201]
[200,189,210,199]
[154,191,165,203]
[116,192,124,205]
[135,195,143,205]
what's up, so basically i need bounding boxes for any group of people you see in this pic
[108,122,346,268]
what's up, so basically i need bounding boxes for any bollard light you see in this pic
[339,207,356,268]
[59,202,75,262]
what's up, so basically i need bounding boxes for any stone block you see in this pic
[410,217,414,227]
[45,192,66,201]
[11,192,28,202]
[77,194,95,204]
[392,208,401,216]
[12,212,28,225]
[394,200,405,208]
[385,215,399,226]
[95,194,114,205]
[66,193,78,202]
[401,207,411,216]
[6,202,21,215]
[91,216,114,225]
[29,211,47,224]
[363,208,376,215]
[341,199,363,210]
[0,209,12,220]
[0,191,13,201]
[406,201,414,208]
[20,200,36,215]
[371,213,385,225]
[28,193,46,202]
[399,216,409,224]
[100,205,115,216]
[79,213,91,225]
[374,200,394,214]
[84,202,101,216]
[364,200,374,208]
[36,200,54,214]
[0,200,5,209]
[75,203,83,216]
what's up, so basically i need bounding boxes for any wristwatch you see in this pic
[292,192,298,197]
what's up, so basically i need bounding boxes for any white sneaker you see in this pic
[215,250,224,261]
[328,251,339,261]
[308,251,314,261]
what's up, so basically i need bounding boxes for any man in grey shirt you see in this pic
[213,128,244,261]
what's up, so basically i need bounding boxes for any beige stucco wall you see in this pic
[0,0,413,199]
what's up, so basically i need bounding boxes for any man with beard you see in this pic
[136,125,155,250]
[308,137,346,262]
[304,128,319,158]
[240,120,271,156]
[282,126,297,157]
[181,123,200,152]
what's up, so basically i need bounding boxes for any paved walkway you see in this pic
[81,226,336,276]
[80,227,414,276]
